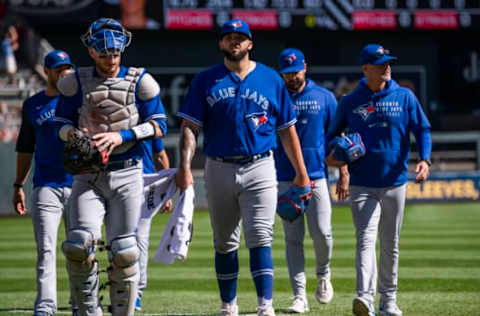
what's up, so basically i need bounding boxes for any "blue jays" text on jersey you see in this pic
[275,79,337,181]
[179,62,296,157]
[16,91,73,188]
[327,78,431,188]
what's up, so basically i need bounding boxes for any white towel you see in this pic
[141,169,177,220]
[154,185,195,264]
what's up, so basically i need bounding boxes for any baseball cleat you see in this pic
[286,296,309,313]
[135,297,142,311]
[353,297,376,316]
[257,304,276,316]
[220,302,239,316]
[315,274,334,304]
[379,301,402,316]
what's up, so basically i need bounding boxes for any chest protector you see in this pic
[77,67,142,154]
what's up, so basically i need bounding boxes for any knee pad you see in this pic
[108,234,139,268]
[62,228,96,267]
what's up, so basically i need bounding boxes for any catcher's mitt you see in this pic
[277,183,313,222]
[63,129,108,174]
[328,132,366,164]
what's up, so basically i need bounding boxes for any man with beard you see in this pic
[55,18,167,316]
[175,20,311,316]
[274,48,346,313]
[326,44,431,316]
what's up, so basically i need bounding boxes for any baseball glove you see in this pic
[277,184,313,222]
[63,129,108,174]
[328,132,366,164]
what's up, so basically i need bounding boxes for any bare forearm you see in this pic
[179,120,199,170]
[15,153,33,184]
[154,150,170,171]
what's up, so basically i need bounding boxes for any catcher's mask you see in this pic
[81,18,132,55]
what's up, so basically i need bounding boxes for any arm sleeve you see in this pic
[276,78,297,130]
[152,137,164,153]
[136,72,167,136]
[177,73,206,126]
[326,95,348,144]
[407,92,432,160]
[324,92,338,154]
[15,100,35,153]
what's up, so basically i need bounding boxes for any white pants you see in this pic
[350,184,406,303]
[279,178,333,297]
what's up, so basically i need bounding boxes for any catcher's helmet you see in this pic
[81,18,132,55]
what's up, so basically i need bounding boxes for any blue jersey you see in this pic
[16,91,73,188]
[141,138,164,174]
[274,79,337,181]
[327,78,431,188]
[178,62,296,157]
[55,66,167,162]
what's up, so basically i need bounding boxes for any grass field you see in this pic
[0,203,479,316]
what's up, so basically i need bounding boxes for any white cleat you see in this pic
[315,275,334,304]
[286,296,309,313]
[221,302,239,316]
[379,301,402,316]
[353,297,376,316]
[257,305,276,316]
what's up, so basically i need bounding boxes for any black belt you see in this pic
[213,151,271,165]
[105,158,141,171]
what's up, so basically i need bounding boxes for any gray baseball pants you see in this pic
[349,184,407,304]
[31,186,71,315]
[136,216,151,298]
[204,155,277,253]
[279,178,333,298]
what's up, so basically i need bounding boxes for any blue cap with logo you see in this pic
[278,48,305,74]
[359,44,397,65]
[220,19,252,39]
[44,50,73,69]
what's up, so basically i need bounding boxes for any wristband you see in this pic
[420,159,432,167]
[13,183,23,189]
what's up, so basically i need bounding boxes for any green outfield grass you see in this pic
[0,203,479,316]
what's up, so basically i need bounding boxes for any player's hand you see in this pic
[292,173,311,188]
[336,166,350,201]
[12,187,27,216]
[92,132,123,157]
[415,160,430,183]
[175,167,194,191]
[160,199,173,213]
[325,150,347,167]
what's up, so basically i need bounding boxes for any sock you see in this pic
[250,246,274,305]
[215,250,238,304]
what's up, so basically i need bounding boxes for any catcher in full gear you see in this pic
[55,18,167,316]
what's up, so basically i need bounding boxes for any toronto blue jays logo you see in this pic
[245,112,268,130]
[353,102,375,121]
[231,21,242,28]
[286,53,296,64]
[57,52,68,59]
[377,47,385,55]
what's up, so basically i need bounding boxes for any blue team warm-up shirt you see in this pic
[141,138,164,174]
[16,91,73,188]
[275,79,337,181]
[55,66,167,162]
[178,62,296,157]
[327,78,431,188]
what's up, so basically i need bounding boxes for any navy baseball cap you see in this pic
[278,48,305,74]
[359,44,397,65]
[220,19,252,39]
[44,50,73,69]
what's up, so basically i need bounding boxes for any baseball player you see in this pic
[326,44,431,316]
[55,18,167,316]
[13,50,74,316]
[274,48,342,313]
[136,138,172,311]
[175,19,311,316]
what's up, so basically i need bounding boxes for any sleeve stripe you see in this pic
[146,113,167,121]
[277,118,297,131]
[177,112,203,127]
[54,117,73,125]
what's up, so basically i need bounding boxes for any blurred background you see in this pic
[1,0,479,213]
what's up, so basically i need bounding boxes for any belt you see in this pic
[213,151,271,165]
[104,158,141,172]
